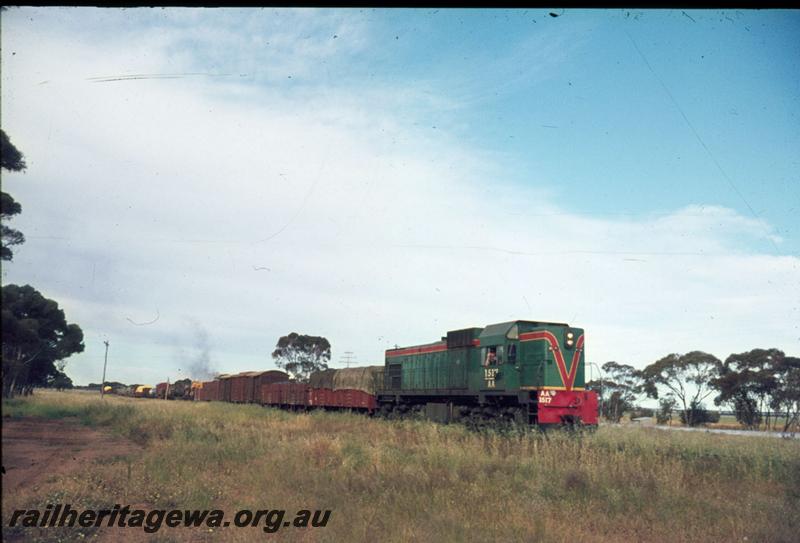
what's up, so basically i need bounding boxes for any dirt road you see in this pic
[2,417,141,495]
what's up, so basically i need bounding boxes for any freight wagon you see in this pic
[133,385,153,398]
[154,379,198,400]
[261,382,311,407]
[195,379,221,401]
[229,370,290,403]
[259,382,379,413]
[155,382,169,399]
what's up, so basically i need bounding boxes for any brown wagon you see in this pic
[155,382,169,400]
[251,371,290,402]
[229,371,290,403]
[195,380,220,401]
[261,382,309,408]
[229,372,250,403]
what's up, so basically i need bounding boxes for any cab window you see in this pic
[483,347,499,366]
[508,344,517,365]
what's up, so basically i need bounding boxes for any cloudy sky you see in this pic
[1,8,798,386]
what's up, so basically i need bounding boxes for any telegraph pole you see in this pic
[100,340,109,398]
[340,351,355,368]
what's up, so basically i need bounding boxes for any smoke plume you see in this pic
[178,319,217,380]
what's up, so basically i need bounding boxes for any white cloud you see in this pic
[2,8,797,386]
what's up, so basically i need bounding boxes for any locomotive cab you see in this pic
[475,322,521,391]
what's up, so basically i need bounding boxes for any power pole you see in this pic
[101,340,109,398]
[340,351,355,368]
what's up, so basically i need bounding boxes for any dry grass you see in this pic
[3,390,800,542]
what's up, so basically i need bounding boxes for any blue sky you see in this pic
[1,8,798,387]
[367,9,799,251]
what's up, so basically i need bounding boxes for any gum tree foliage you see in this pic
[733,394,761,429]
[271,333,331,383]
[712,349,787,430]
[586,361,644,422]
[1,284,85,397]
[771,356,800,433]
[712,349,780,428]
[642,351,722,427]
[1,129,27,261]
[46,370,74,391]
[656,395,677,425]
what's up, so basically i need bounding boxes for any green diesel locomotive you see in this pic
[377,320,598,428]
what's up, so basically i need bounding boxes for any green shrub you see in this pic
[680,401,720,426]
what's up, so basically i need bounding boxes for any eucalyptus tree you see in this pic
[272,333,331,383]
[2,284,84,397]
[642,351,722,427]
[1,129,27,261]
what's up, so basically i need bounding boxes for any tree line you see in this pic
[1,130,84,397]
[587,349,800,432]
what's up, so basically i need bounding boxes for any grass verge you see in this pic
[3,390,799,542]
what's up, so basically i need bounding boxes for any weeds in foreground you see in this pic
[3,391,799,543]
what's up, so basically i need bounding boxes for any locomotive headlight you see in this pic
[565,331,575,349]
[566,332,575,340]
